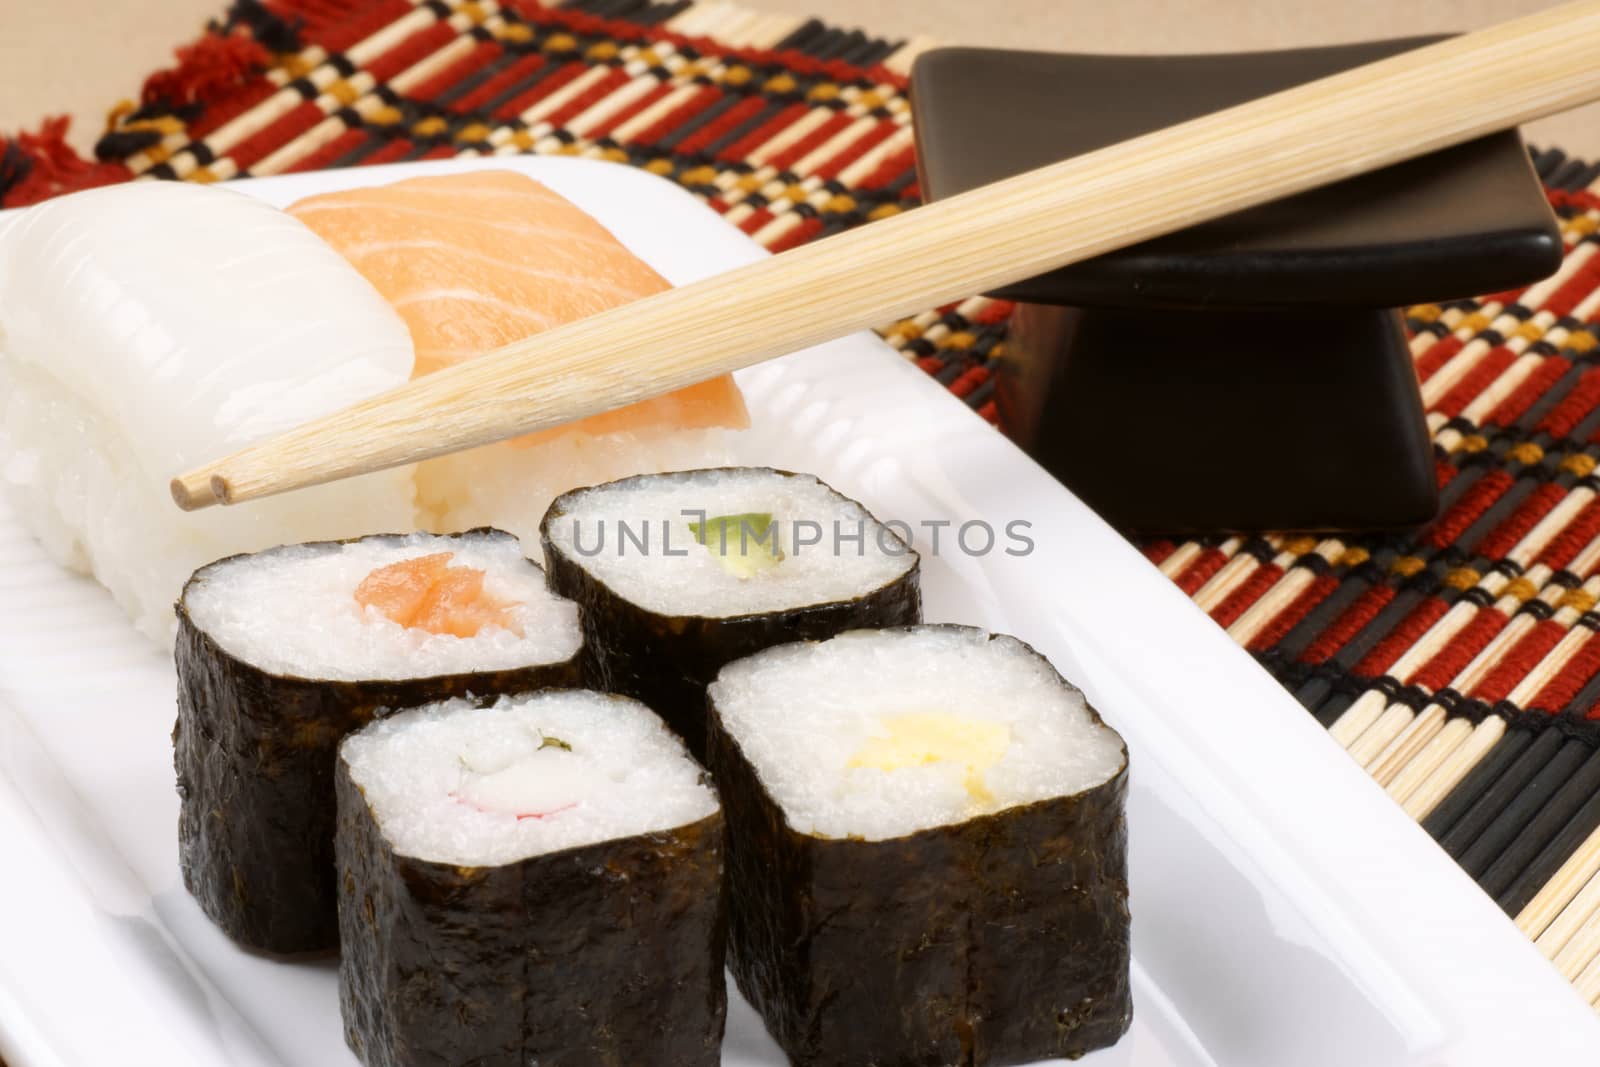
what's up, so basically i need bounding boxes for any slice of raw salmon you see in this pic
[354,552,521,638]
[287,170,749,435]
[354,551,452,626]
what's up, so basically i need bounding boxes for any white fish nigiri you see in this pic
[0,181,418,643]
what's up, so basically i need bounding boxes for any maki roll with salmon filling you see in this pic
[336,691,726,1067]
[174,529,585,954]
[706,626,1132,1066]
[541,467,921,757]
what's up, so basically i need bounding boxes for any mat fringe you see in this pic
[0,117,132,207]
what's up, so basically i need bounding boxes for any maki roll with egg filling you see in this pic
[540,468,920,756]
[174,529,585,954]
[706,626,1132,1066]
[335,691,725,1067]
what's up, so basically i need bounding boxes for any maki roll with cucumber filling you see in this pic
[174,529,586,954]
[541,467,920,756]
[336,690,726,1067]
[706,625,1132,1066]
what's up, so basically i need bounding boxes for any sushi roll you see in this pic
[335,690,725,1067]
[540,467,921,756]
[705,626,1132,1066]
[174,529,586,954]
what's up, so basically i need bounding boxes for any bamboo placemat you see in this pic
[3,0,1600,1016]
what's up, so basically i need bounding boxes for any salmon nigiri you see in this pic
[288,169,749,544]
[287,170,748,427]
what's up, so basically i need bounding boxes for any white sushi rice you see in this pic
[708,627,1126,841]
[544,468,916,618]
[182,532,582,681]
[341,690,719,867]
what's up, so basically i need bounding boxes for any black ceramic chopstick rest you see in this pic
[911,37,1563,533]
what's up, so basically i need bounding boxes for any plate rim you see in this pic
[0,154,1596,1067]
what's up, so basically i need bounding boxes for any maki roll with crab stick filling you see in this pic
[540,467,921,757]
[335,690,726,1067]
[174,529,586,954]
[706,625,1132,1067]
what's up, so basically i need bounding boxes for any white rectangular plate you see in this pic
[1,157,1597,1067]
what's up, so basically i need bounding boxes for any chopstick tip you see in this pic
[170,472,220,511]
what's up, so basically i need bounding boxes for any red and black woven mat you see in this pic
[5,0,1600,1004]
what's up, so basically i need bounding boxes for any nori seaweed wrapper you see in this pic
[173,531,586,955]
[705,631,1132,1066]
[540,468,922,758]
[335,750,727,1067]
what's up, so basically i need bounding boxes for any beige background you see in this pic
[0,0,1596,157]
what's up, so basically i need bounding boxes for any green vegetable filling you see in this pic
[457,732,573,774]
[689,512,784,579]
